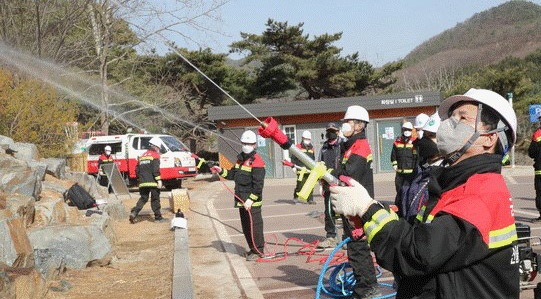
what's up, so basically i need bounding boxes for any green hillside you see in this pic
[397,1,541,87]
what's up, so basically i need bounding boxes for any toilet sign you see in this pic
[530,104,541,122]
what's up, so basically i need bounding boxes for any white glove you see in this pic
[392,165,398,172]
[291,167,298,174]
[157,180,163,189]
[99,169,105,176]
[330,178,377,217]
[243,199,254,210]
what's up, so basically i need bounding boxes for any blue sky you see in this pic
[153,0,537,67]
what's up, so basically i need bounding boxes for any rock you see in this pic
[100,199,128,220]
[43,158,66,179]
[28,224,113,276]
[0,217,34,268]
[33,197,79,227]
[10,143,39,163]
[5,193,35,227]
[27,161,48,182]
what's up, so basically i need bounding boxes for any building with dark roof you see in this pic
[208,91,441,178]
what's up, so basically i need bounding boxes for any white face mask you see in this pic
[437,118,475,156]
[105,150,111,155]
[341,123,353,138]
[403,131,412,138]
[242,145,254,154]
[303,139,311,146]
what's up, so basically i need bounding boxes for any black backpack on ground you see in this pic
[64,183,97,210]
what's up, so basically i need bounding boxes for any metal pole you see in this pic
[508,92,515,168]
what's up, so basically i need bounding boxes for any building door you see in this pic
[376,120,402,172]
[256,134,275,178]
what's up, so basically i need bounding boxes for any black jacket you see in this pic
[391,136,418,174]
[362,154,519,298]
[220,151,265,208]
[331,131,374,197]
[529,128,541,170]
[136,149,161,188]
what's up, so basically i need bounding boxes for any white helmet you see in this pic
[302,130,312,139]
[414,113,430,129]
[104,145,112,152]
[149,137,162,148]
[438,88,517,150]
[402,122,413,130]
[240,130,257,144]
[423,113,441,133]
[343,105,369,122]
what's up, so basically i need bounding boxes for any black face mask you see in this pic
[326,132,338,140]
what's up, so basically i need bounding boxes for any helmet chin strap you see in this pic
[443,103,483,166]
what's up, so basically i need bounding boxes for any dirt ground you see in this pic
[43,180,204,299]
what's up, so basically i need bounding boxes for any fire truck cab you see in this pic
[85,134,197,189]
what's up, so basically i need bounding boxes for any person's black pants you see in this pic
[395,173,414,194]
[132,187,161,219]
[323,188,337,238]
[239,206,265,253]
[341,215,377,295]
[534,174,541,214]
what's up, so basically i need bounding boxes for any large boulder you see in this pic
[28,224,113,276]
[0,135,14,148]
[10,142,39,163]
[43,158,66,179]
[0,155,41,199]
[0,217,34,268]
[4,193,35,227]
[33,197,79,227]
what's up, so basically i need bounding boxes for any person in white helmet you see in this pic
[391,121,419,194]
[130,137,165,223]
[98,145,114,190]
[415,113,442,166]
[210,130,266,261]
[328,105,380,299]
[413,113,430,139]
[330,88,519,298]
[290,130,316,204]
[396,113,442,223]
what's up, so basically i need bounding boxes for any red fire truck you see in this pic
[85,134,197,189]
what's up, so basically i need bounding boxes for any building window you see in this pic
[283,125,297,144]
[282,125,296,161]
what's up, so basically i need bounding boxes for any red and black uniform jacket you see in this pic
[528,128,541,173]
[136,150,161,188]
[391,136,418,174]
[360,154,519,298]
[331,131,374,197]
[98,153,114,172]
[220,151,265,208]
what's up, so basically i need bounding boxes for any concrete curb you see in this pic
[206,182,265,299]
[172,228,193,299]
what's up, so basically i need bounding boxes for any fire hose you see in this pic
[258,117,364,237]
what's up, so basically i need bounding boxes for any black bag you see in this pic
[64,183,97,210]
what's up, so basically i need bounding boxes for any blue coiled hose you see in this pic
[315,237,397,299]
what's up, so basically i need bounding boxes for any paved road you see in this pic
[188,166,541,299]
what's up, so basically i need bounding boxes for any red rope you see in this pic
[216,175,348,265]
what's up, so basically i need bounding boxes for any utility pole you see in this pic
[507,92,515,168]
